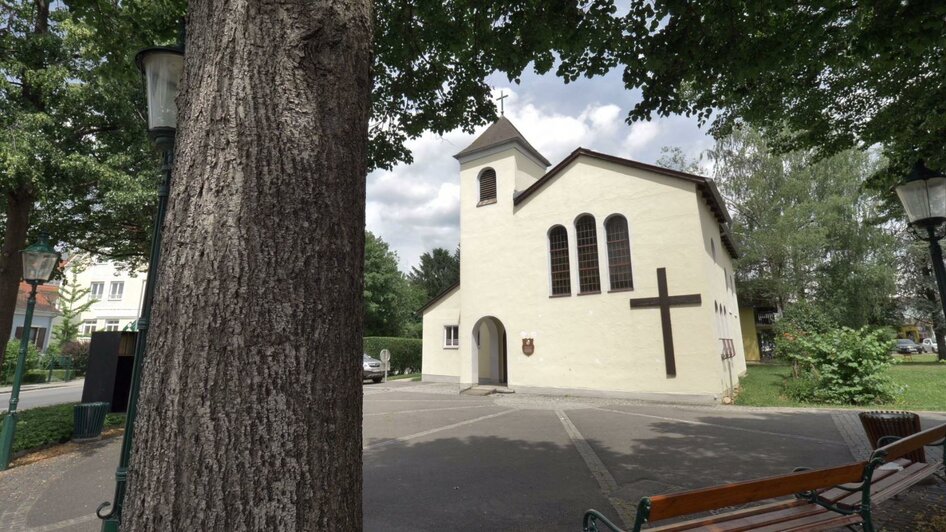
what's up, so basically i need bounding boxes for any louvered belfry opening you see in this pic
[606,215,633,290]
[575,215,601,293]
[479,168,497,204]
[548,225,571,295]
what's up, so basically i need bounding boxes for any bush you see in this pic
[363,337,422,374]
[2,340,42,384]
[774,301,836,376]
[23,370,48,384]
[783,327,899,405]
[0,403,126,456]
[59,340,90,375]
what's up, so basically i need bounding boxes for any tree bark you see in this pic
[0,189,33,369]
[124,0,372,529]
[934,323,946,362]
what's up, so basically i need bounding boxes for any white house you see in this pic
[67,257,147,337]
[9,283,61,352]
[420,117,746,403]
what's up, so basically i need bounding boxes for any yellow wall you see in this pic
[740,308,760,362]
[422,146,745,401]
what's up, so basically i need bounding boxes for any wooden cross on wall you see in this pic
[629,268,702,378]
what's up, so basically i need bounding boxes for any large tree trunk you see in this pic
[124,1,372,529]
[0,189,33,369]
[934,323,946,362]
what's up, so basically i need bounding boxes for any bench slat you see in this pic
[751,511,863,532]
[646,462,867,522]
[645,465,907,531]
[870,462,940,504]
[875,423,946,462]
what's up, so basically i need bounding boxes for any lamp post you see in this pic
[896,160,946,360]
[0,234,60,470]
[97,44,183,532]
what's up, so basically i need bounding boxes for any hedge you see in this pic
[0,403,125,455]
[363,337,422,374]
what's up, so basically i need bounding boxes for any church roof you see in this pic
[416,281,460,315]
[454,117,551,167]
[514,148,740,258]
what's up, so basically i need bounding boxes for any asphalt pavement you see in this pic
[0,379,85,413]
[0,381,943,531]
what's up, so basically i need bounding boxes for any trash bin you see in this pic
[73,402,111,442]
[858,410,925,462]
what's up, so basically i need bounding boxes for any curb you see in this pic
[0,379,84,395]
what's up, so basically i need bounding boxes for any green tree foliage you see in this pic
[49,262,94,353]
[611,2,946,180]
[408,247,459,300]
[0,0,176,368]
[709,127,898,328]
[363,232,424,337]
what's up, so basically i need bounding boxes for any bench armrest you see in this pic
[582,509,624,532]
[877,435,901,447]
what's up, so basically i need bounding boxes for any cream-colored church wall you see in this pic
[456,153,727,398]
[421,286,461,382]
[694,199,747,395]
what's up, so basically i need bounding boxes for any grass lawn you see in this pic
[386,373,421,381]
[0,403,125,455]
[736,356,946,411]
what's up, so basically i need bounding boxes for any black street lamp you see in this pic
[98,44,183,532]
[0,234,59,470]
[896,160,946,357]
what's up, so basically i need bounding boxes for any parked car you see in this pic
[921,338,938,353]
[895,339,921,355]
[363,354,384,383]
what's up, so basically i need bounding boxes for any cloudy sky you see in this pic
[366,68,716,271]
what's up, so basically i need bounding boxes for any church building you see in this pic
[420,117,746,403]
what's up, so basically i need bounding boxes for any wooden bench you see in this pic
[582,423,946,532]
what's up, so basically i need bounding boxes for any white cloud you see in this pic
[366,79,713,271]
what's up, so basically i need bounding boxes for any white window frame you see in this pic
[81,320,97,336]
[109,281,124,300]
[104,319,120,332]
[443,325,459,348]
[89,282,104,301]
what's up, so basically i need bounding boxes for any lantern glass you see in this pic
[897,176,946,224]
[21,237,58,283]
[139,49,183,131]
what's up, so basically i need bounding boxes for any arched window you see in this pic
[478,168,497,205]
[605,215,633,290]
[575,215,601,293]
[548,226,571,296]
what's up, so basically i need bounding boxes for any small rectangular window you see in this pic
[82,320,97,336]
[109,281,124,300]
[444,325,459,348]
[89,282,104,301]
[105,320,120,332]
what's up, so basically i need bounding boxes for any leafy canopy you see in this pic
[608,2,946,181]
[408,247,459,300]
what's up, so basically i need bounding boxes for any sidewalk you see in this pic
[0,378,84,395]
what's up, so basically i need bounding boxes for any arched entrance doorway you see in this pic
[471,316,508,386]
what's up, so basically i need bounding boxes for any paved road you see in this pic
[0,380,84,413]
[0,381,943,531]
